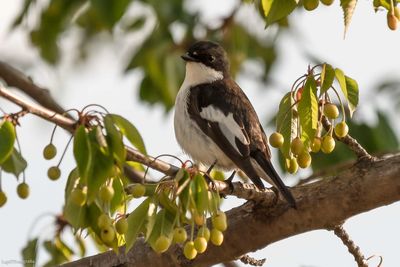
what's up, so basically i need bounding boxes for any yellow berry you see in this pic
[211,211,227,231]
[0,191,7,207]
[269,132,284,148]
[47,166,61,180]
[183,241,197,260]
[131,184,146,198]
[321,135,336,153]
[194,237,208,253]
[387,11,398,31]
[173,227,187,243]
[99,185,114,202]
[115,217,128,234]
[291,137,304,156]
[297,152,312,169]
[70,188,86,206]
[198,226,210,242]
[334,121,349,138]
[100,225,115,243]
[98,214,112,229]
[320,0,334,6]
[304,0,319,11]
[193,212,205,226]
[210,229,224,246]
[17,183,30,199]
[324,103,339,119]
[286,158,298,174]
[310,137,322,153]
[154,235,171,253]
[43,143,57,160]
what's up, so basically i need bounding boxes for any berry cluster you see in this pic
[268,64,358,174]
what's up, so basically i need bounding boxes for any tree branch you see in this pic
[63,153,400,267]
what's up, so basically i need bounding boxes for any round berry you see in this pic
[198,226,210,242]
[210,229,224,246]
[17,183,30,199]
[320,0,334,6]
[100,225,115,243]
[286,158,298,174]
[99,185,114,202]
[194,236,208,253]
[303,0,319,11]
[324,103,339,119]
[115,217,128,234]
[131,184,146,198]
[269,132,284,148]
[310,137,322,153]
[98,214,112,229]
[154,235,171,253]
[43,143,57,160]
[183,241,197,260]
[193,212,205,226]
[70,188,86,206]
[297,152,312,169]
[321,135,336,154]
[211,211,227,231]
[387,11,398,31]
[334,121,349,138]
[47,166,61,180]
[0,191,7,207]
[173,227,187,243]
[291,137,304,156]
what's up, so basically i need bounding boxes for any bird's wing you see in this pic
[187,79,296,207]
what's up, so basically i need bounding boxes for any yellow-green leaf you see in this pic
[73,125,92,184]
[320,63,335,96]
[0,120,16,164]
[344,75,359,117]
[261,0,299,26]
[298,76,319,148]
[109,114,147,155]
[21,238,38,267]
[125,198,151,252]
[104,115,126,166]
[1,148,27,177]
[276,92,298,158]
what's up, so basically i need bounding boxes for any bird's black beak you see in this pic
[181,53,199,62]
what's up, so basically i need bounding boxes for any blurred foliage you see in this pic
[13,0,280,110]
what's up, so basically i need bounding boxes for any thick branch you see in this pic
[0,61,68,116]
[63,153,400,267]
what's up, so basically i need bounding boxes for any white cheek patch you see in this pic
[200,105,250,155]
[182,62,223,88]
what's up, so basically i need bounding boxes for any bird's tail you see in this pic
[253,152,297,208]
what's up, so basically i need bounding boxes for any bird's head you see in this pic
[181,41,230,78]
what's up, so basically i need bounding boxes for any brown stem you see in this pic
[332,225,368,267]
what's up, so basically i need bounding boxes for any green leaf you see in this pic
[341,0,358,37]
[109,114,147,155]
[73,125,92,183]
[104,115,126,165]
[261,0,299,26]
[0,120,16,164]
[109,178,124,214]
[298,76,319,148]
[125,198,151,252]
[21,238,38,267]
[344,76,359,117]
[335,68,359,117]
[276,92,297,158]
[320,64,335,96]
[74,234,86,258]
[90,0,131,28]
[1,148,27,177]
[193,174,208,214]
[63,198,88,229]
[86,139,114,204]
[64,168,79,203]
[145,199,158,241]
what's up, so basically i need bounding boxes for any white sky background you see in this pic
[0,0,400,266]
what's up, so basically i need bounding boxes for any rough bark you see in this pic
[63,154,400,267]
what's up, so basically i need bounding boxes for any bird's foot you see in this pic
[270,187,280,206]
[206,160,218,175]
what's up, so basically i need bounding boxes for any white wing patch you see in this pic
[199,105,250,155]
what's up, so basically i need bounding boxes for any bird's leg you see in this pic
[206,160,218,174]
[269,187,280,206]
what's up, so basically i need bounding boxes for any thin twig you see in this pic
[238,254,266,266]
[321,116,375,161]
[332,225,368,267]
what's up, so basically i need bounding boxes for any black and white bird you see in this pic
[174,41,296,208]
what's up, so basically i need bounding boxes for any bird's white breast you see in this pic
[174,62,234,169]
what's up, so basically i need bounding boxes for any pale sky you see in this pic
[0,1,399,266]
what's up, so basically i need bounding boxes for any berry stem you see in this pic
[330,86,346,122]
[57,135,73,168]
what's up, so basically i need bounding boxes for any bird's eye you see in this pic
[209,55,215,62]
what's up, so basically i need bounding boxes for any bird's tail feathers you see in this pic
[253,152,297,208]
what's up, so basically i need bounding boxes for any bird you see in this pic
[174,40,296,208]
